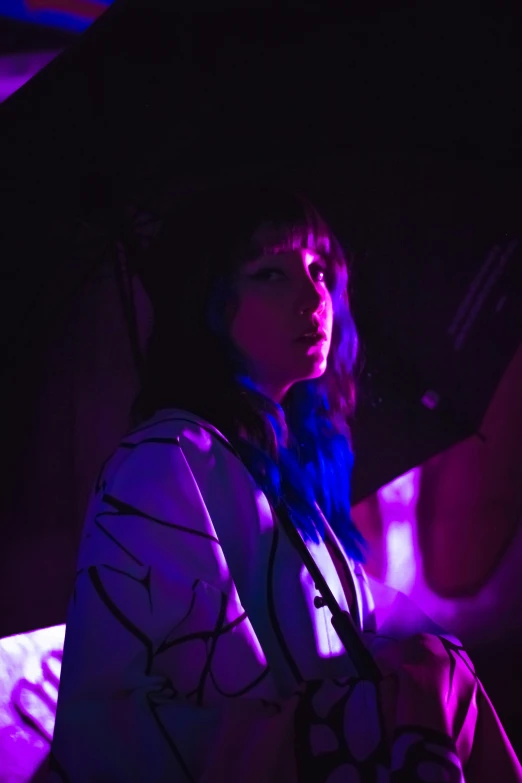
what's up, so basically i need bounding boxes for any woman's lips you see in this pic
[295,332,327,345]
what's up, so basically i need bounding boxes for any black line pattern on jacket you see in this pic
[95,412,242,508]
[147,688,196,783]
[196,591,228,706]
[127,416,189,438]
[209,664,271,698]
[127,415,243,462]
[88,565,154,676]
[438,634,478,694]
[101,563,153,611]
[155,579,200,653]
[120,436,183,450]
[102,493,220,543]
[94,512,145,565]
[156,609,249,655]
[125,415,239,459]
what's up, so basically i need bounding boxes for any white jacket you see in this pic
[49,408,437,782]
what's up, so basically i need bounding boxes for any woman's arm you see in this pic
[49,433,294,782]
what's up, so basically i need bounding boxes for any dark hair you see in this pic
[131,183,366,561]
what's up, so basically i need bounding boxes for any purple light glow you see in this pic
[378,468,420,595]
[0,50,61,103]
[421,389,440,410]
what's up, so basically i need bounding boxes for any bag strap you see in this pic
[274,501,382,682]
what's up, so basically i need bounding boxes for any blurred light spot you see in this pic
[378,469,420,594]
[385,521,416,594]
[421,389,440,410]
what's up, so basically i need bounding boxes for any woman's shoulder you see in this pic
[84,413,228,510]
[83,407,266,587]
[102,407,251,505]
[78,410,248,603]
[117,408,237,467]
[125,407,234,450]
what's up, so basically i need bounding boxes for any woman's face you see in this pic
[229,246,334,402]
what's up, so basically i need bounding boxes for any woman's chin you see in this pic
[292,358,328,382]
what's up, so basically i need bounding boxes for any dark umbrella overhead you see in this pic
[0,1,521,636]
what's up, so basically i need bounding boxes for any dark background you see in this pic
[1,0,521,757]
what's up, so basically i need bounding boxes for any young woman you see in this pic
[50,184,522,781]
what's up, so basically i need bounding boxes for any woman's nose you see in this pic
[297,279,325,316]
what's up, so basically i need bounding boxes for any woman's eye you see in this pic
[250,265,327,284]
[312,265,327,283]
[253,268,285,281]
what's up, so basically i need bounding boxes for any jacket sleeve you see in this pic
[49,433,298,783]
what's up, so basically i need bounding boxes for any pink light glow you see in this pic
[0,624,64,781]
[0,50,61,103]
[421,389,440,410]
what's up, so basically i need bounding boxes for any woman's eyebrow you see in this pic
[303,249,327,264]
[236,256,278,276]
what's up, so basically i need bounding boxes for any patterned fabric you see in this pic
[49,409,522,782]
[293,634,473,782]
